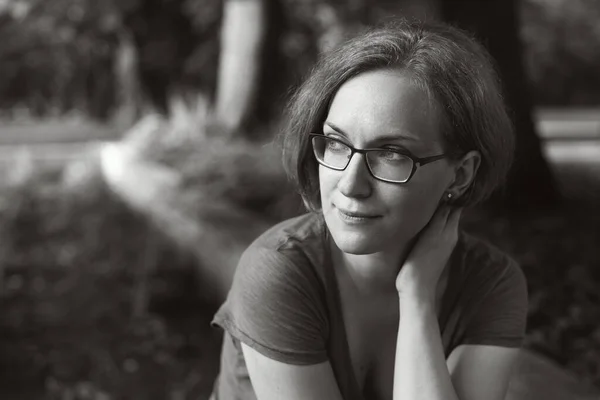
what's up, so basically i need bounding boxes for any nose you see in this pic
[336,152,372,198]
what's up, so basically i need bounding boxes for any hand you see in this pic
[395,205,462,304]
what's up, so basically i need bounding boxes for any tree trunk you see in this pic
[442,0,560,210]
[369,0,441,23]
[213,0,267,134]
[113,30,144,128]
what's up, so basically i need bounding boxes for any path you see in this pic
[1,109,599,200]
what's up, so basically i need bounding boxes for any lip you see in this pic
[335,206,381,222]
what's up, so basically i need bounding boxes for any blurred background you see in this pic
[0,0,599,399]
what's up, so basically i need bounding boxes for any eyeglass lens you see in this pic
[311,136,414,183]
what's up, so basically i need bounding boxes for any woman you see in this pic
[210,19,528,400]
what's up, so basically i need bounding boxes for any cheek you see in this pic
[385,175,447,229]
[389,172,446,209]
[414,166,451,202]
[386,188,435,222]
[318,166,337,199]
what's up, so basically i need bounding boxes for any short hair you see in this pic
[281,19,515,209]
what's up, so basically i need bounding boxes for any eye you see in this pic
[370,149,412,165]
[325,138,348,152]
[379,150,404,161]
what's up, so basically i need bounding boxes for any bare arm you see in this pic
[447,343,520,400]
[394,299,459,400]
[242,343,345,400]
[393,206,521,400]
[393,297,520,400]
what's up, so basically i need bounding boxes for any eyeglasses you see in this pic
[310,133,451,184]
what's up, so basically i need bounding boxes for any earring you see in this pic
[446,192,453,200]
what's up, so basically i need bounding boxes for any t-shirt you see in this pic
[210,212,528,400]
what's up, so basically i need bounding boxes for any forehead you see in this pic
[325,69,442,146]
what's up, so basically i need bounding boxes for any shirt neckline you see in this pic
[320,219,462,400]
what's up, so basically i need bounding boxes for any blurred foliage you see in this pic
[0,0,122,118]
[116,110,302,223]
[0,0,209,118]
[521,0,600,105]
[1,0,597,121]
[0,162,221,399]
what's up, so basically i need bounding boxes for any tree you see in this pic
[212,0,267,134]
[442,0,560,210]
[121,0,197,114]
[369,0,440,22]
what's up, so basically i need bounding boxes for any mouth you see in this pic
[336,206,381,221]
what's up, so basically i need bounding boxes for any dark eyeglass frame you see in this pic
[309,133,452,184]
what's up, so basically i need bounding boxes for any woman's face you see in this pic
[319,69,455,255]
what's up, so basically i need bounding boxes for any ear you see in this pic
[447,150,481,199]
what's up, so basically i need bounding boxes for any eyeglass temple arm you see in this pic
[415,153,450,166]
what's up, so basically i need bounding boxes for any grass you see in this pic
[0,166,223,400]
[0,120,599,398]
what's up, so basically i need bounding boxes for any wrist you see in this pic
[398,294,436,315]
[397,288,435,305]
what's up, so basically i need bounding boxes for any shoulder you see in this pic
[455,231,526,291]
[221,212,329,320]
[235,212,328,287]
[452,231,528,324]
[212,212,330,364]
[252,211,327,253]
[452,231,528,348]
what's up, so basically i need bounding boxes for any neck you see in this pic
[329,237,415,296]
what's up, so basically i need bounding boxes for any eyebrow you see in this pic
[324,121,420,143]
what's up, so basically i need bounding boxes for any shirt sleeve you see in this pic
[211,244,329,365]
[461,258,528,348]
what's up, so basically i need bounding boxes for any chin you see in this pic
[329,229,383,255]
[334,239,379,255]
[323,208,382,254]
